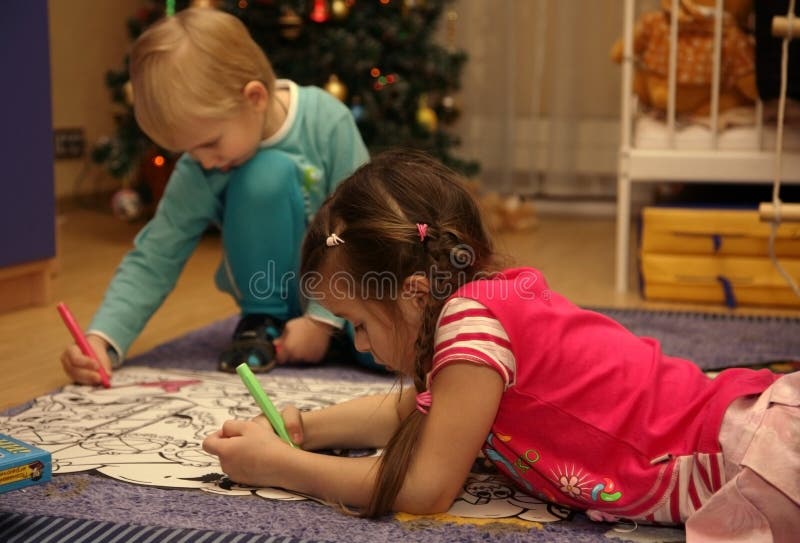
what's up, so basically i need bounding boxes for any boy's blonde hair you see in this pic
[129,7,276,150]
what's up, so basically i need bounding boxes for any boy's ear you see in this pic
[242,80,269,111]
[403,274,430,308]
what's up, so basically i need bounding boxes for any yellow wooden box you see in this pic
[641,253,800,308]
[640,207,800,257]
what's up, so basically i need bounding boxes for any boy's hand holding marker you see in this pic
[57,302,112,388]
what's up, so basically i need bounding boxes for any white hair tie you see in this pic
[326,233,345,247]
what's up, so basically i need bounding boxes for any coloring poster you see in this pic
[0,367,568,524]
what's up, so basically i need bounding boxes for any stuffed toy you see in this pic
[610,0,757,117]
[463,180,538,233]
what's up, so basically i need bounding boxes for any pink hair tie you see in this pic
[416,390,432,414]
[416,223,429,242]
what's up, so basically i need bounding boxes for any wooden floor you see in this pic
[2,207,798,410]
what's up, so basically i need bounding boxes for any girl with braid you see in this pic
[203,150,799,541]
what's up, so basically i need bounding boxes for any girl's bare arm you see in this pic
[204,363,502,514]
[299,389,412,450]
[262,363,501,513]
[392,363,504,513]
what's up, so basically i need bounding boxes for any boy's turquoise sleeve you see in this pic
[88,156,224,358]
[323,109,369,195]
[306,300,346,329]
[302,97,368,331]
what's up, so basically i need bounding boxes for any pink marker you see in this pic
[56,302,111,388]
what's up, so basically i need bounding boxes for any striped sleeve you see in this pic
[429,297,516,388]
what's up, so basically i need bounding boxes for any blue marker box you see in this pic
[0,433,52,493]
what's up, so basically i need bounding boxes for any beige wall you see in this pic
[49,0,143,199]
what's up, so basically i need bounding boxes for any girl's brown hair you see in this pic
[301,149,496,517]
[129,7,276,150]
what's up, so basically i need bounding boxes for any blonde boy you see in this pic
[61,7,372,383]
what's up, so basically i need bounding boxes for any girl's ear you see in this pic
[242,80,269,112]
[402,274,430,309]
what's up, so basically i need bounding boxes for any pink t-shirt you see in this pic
[429,268,778,521]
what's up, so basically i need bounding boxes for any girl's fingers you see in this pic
[205,419,271,455]
[204,421,248,455]
[251,415,271,428]
[221,419,250,438]
[202,431,225,455]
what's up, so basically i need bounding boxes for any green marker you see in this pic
[236,363,296,447]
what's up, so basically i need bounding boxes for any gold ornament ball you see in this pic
[279,9,303,40]
[404,0,426,11]
[331,0,349,19]
[416,105,438,132]
[324,74,348,102]
[191,0,219,7]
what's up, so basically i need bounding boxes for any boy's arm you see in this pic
[324,109,369,193]
[302,102,368,330]
[88,156,221,359]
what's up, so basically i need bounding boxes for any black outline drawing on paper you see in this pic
[0,367,569,524]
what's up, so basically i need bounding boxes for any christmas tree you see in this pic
[95,0,478,211]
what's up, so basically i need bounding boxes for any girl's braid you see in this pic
[412,225,476,392]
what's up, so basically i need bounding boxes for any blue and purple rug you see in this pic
[591,307,800,370]
[1,308,798,543]
[125,308,800,374]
